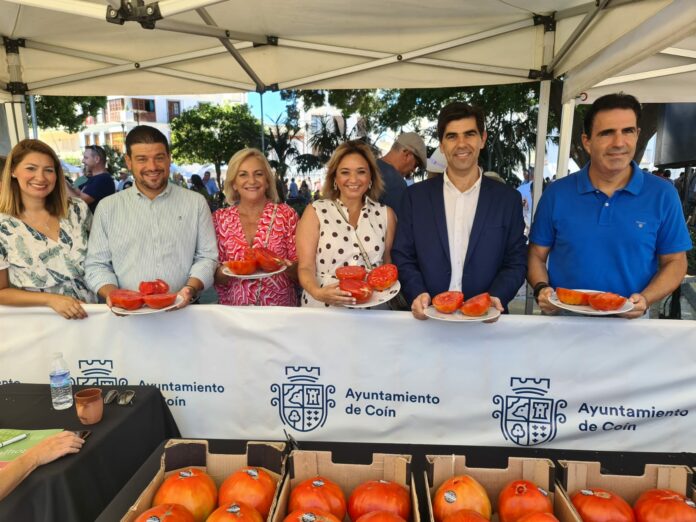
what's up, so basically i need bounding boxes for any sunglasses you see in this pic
[103,389,135,406]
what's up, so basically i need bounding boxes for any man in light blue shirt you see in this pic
[85,126,218,308]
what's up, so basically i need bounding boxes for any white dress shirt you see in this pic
[443,168,482,291]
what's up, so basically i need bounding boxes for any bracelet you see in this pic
[533,282,550,302]
[183,284,198,300]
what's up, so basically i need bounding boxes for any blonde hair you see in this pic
[0,139,68,218]
[224,148,279,204]
[321,140,384,201]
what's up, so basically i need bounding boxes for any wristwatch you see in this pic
[533,282,550,302]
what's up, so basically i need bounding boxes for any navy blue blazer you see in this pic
[392,175,527,310]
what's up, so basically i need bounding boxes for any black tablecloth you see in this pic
[0,383,180,522]
[97,439,696,522]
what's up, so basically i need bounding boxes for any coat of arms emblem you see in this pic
[271,366,335,432]
[492,377,566,446]
[76,359,128,386]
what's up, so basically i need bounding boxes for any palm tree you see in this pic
[265,115,300,182]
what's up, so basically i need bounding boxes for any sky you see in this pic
[246,91,287,124]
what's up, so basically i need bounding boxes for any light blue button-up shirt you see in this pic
[85,183,218,294]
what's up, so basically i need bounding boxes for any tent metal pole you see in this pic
[260,92,265,151]
[156,19,266,44]
[556,98,575,180]
[29,95,38,139]
[594,63,696,88]
[4,39,27,146]
[661,47,696,59]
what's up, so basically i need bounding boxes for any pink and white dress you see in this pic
[213,201,298,306]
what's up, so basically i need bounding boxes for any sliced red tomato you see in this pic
[110,289,144,310]
[367,264,398,291]
[143,293,178,309]
[460,292,491,317]
[588,292,626,311]
[138,280,159,295]
[339,279,373,303]
[336,266,367,281]
[225,250,257,275]
[555,288,590,306]
[432,291,464,314]
[155,278,170,293]
[253,247,285,272]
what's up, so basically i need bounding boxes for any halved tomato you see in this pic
[143,293,178,309]
[225,250,257,275]
[253,247,285,272]
[155,278,170,293]
[460,292,491,316]
[588,292,626,311]
[110,289,144,310]
[336,266,367,281]
[367,264,398,291]
[555,288,589,306]
[432,291,464,314]
[339,279,373,303]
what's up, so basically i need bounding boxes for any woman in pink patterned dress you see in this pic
[213,149,298,306]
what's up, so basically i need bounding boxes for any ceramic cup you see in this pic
[75,388,103,425]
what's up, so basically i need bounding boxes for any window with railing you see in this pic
[132,98,156,122]
[167,101,181,122]
[106,98,124,123]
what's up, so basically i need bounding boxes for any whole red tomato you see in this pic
[143,293,178,309]
[218,466,277,517]
[432,291,464,314]
[339,279,373,304]
[348,480,410,521]
[289,477,347,520]
[367,264,398,291]
[253,247,285,272]
[588,292,626,311]
[336,266,367,281]
[110,289,144,310]
[207,502,264,522]
[355,511,407,522]
[517,513,559,522]
[634,489,696,522]
[225,250,258,275]
[284,509,343,522]
[432,475,491,522]
[135,503,195,522]
[153,468,218,522]
[571,488,634,522]
[460,293,491,317]
[497,480,552,522]
[442,510,490,522]
[555,288,589,306]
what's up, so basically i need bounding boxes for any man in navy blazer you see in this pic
[392,102,527,319]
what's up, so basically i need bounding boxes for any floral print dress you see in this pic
[0,198,97,303]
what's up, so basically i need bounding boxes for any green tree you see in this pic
[27,96,106,133]
[170,103,262,188]
[265,104,300,181]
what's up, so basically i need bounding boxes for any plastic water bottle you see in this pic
[49,352,73,410]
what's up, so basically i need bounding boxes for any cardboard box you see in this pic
[273,449,419,522]
[557,460,695,522]
[122,439,286,522]
[425,454,576,522]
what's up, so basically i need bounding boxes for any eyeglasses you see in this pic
[103,389,135,406]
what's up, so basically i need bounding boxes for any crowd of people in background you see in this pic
[0,92,693,322]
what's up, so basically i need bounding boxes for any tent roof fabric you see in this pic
[0,0,683,96]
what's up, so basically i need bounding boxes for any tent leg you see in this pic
[3,97,27,147]
[556,98,575,180]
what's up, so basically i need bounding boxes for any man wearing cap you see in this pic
[378,132,427,217]
[116,168,132,191]
[392,102,527,320]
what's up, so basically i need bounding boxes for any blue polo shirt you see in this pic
[81,171,116,213]
[530,161,692,297]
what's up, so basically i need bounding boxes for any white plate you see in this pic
[344,280,402,309]
[549,289,634,316]
[111,295,184,316]
[425,305,501,322]
[222,265,287,280]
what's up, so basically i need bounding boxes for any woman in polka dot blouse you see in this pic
[296,140,397,307]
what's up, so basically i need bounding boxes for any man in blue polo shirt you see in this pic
[66,145,115,213]
[528,93,691,318]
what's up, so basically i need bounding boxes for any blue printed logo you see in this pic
[75,359,128,386]
[492,377,566,446]
[271,366,336,432]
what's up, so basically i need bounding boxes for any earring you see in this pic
[333,181,337,191]
[368,182,372,190]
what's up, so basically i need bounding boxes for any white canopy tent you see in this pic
[2,0,696,193]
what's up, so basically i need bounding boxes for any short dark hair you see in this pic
[437,102,485,141]
[85,144,106,164]
[125,125,170,156]
[583,93,642,135]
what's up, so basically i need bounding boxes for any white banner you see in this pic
[1,305,695,452]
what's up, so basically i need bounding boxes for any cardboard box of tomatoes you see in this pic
[425,454,579,522]
[122,439,286,521]
[556,460,696,522]
[273,449,420,522]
